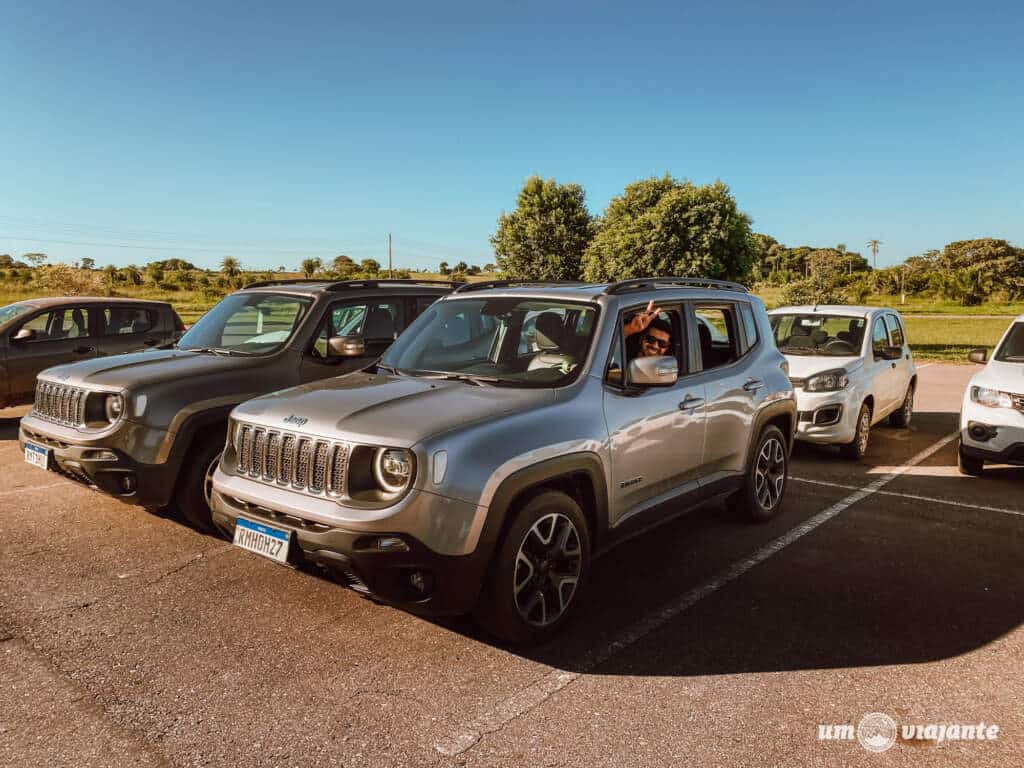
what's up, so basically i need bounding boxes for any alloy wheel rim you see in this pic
[203,452,221,508]
[858,410,871,453]
[754,437,786,510]
[513,512,583,627]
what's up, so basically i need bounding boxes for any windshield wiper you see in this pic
[779,346,819,355]
[183,346,238,356]
[376,364,401,375]
[410,370,508,386]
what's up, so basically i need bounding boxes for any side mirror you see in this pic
[13,328,36,342]
[628,355,678,387]
[327,335,366,358]
[968,348,988,364]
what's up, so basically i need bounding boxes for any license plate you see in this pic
[233,517,291,564]
[24,442,50,470]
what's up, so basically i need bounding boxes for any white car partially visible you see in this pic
[769,305,917,459]
[958,316,1024,475]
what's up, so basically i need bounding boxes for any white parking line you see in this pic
[433,430,960,757]
[915,363,933,369]
[791,476,1024,517]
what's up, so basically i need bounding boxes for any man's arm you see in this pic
[624,300,659,337]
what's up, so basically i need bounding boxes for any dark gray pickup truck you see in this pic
[18,279,459,529]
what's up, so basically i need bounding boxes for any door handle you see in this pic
[74,345,95,354]
[678,394,705,412]
[891,362,896,369]
[743,378,764,392]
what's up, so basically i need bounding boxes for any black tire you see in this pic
[173,436,224,533]
[732,425,789,522]
[840,402,872,460]
[957,441,984,476]
[889,383,915,427]
[475,490,591,645]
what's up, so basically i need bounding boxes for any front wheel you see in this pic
[475,490,590,645]
[731,425,789,522]
[957,441,984,476]
[841,403,872,460]
[173,437,224,533]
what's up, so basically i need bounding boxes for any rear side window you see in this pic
[740,303,759,350]
[694,305,740,370]
[104,307,155,335]
[19,307,91,342]
[884,314,905,347]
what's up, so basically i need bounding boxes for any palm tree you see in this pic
[866,239,883,270]
[221,257,241,279]
[300,257,323,278]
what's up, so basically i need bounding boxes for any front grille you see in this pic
[233,422,350,496]
[32,381,88,426]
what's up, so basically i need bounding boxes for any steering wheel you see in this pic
[823,339,856,355]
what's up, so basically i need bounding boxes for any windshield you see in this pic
[770,314,866,356]
[177,293,312,354]
[380,297,599,387]
[995,322,1024,362]
[0,302,38,325]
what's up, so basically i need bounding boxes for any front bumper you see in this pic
[210,469,492,616]
[791,389,858,445]
[18,414,176,506]
[959,398,1024,464]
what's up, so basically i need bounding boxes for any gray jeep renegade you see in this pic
[18,279,459,529]
[211,278,796,643]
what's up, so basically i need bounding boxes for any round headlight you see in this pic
[104,394,125,422]
[373,447,414,494]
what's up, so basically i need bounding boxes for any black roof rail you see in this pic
[243,278,331,289]
[243,278,464,291]
[325,279,464,292]
[452,280,587,294]
[603,277,749,295]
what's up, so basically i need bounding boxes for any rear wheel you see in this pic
[889,383,915,427]
[173,436,224,533]
[476,490,590,645]
[731,425,789,522]
[957,441,984,476]
[841,403,872,460]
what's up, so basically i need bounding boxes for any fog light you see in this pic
[120,475,137,494]
[407,569,434,597]
[968,422,997,442]
[377,536,409,553]
[83,449,118,461]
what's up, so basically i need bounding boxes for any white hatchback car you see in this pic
[958,316,1024,475]
[769,306,916,459]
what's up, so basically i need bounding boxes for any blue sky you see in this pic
[1,0,1021,271]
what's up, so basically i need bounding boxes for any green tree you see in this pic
[79,257,96,270]
[146,263,165,284]
[24,252,48,268]
[438,261,451,275]
[582,176,754,282]
[331,255,356,277]
[491,176,594,281]
[453,260,469,273]
[221,257,241,279]
[300,257,323,278]
[0,254,13,268]
[121,265,142,285]
[360,258,381,275]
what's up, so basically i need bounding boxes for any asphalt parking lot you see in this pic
[1,362,1022,767]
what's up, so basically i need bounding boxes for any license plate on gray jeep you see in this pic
[24,442,50,470]
[233,517,290,564]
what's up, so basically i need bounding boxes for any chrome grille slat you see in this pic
[232,421,350,497]
[32,381,90,427]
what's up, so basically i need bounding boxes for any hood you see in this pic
[233,372,557,448]
[784,355,862,379]
[973,359,1024,391]
[38,348,262,391]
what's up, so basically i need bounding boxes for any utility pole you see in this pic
[867,239,882,269]
[387,232,393,278]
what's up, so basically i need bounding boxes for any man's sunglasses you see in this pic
[643,333,670,349]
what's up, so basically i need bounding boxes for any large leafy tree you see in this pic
[300,257,323,278]
[491,176,594,281]
[582,176,754,282]
[220,257,241,279]
[331,255,356,277]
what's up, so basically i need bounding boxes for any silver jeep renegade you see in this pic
[210,278,796,643]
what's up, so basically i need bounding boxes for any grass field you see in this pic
[0,273,1015,361]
